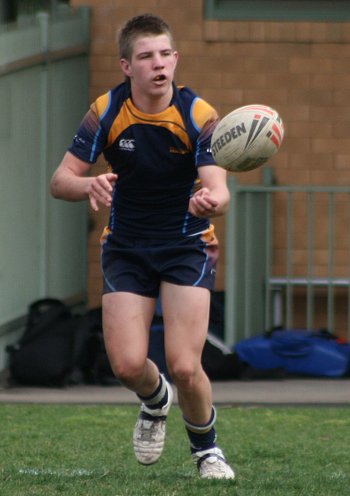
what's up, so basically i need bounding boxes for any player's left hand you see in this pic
[188,187,219,218]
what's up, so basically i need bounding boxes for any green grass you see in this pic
[0,404,349,495]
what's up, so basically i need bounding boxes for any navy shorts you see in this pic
[101,227,219,298]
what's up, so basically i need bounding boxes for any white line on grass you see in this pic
[18,468,108,478]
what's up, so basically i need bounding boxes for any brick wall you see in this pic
[71,0,350,309]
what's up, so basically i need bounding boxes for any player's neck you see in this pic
[131,86,173,114]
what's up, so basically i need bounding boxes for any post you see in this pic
[224,175,238,347]
[37,11,50,296]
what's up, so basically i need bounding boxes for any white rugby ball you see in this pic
[211,104,284,172]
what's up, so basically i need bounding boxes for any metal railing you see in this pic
[224,170,350,346]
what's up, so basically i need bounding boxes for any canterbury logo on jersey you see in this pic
[119,139,135,151]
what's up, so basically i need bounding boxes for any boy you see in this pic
[50,13,234,480]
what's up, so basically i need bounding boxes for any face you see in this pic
[120,34,179,106]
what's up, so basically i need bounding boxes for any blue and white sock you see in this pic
[137,374,168,412]
[184,406,217,453]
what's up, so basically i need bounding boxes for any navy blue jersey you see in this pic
[68,82,219,240]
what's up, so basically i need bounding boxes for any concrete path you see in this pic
[1,378,349,406]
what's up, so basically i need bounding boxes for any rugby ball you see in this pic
[211,104,284,172]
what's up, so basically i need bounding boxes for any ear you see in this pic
[173,50,179,68]
[120,58,132,78]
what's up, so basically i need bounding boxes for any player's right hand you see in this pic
[88,173,118,211]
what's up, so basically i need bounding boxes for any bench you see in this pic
[269,277,350,328]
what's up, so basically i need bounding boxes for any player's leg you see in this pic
[102,291,158,393]
[161,282,234,479]
[161,283,212,421]
[103,291,173,465]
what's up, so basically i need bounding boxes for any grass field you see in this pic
[0,403,349,495]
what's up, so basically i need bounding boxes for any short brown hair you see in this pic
[117,13,174,61]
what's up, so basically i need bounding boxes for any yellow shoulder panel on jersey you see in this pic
[90,92,111,119]
[191,98,218,130]
[107,98,193,150]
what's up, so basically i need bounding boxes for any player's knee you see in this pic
[111,359,145,388]
[167,361,197,388]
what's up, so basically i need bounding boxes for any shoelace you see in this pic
[137,418,164,441]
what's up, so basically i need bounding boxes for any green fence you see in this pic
[0,7,90,369]
[225,170,350,346]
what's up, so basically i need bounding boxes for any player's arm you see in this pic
[188,165,230,218]
[50,151,117,211]
[187,98,230,218]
